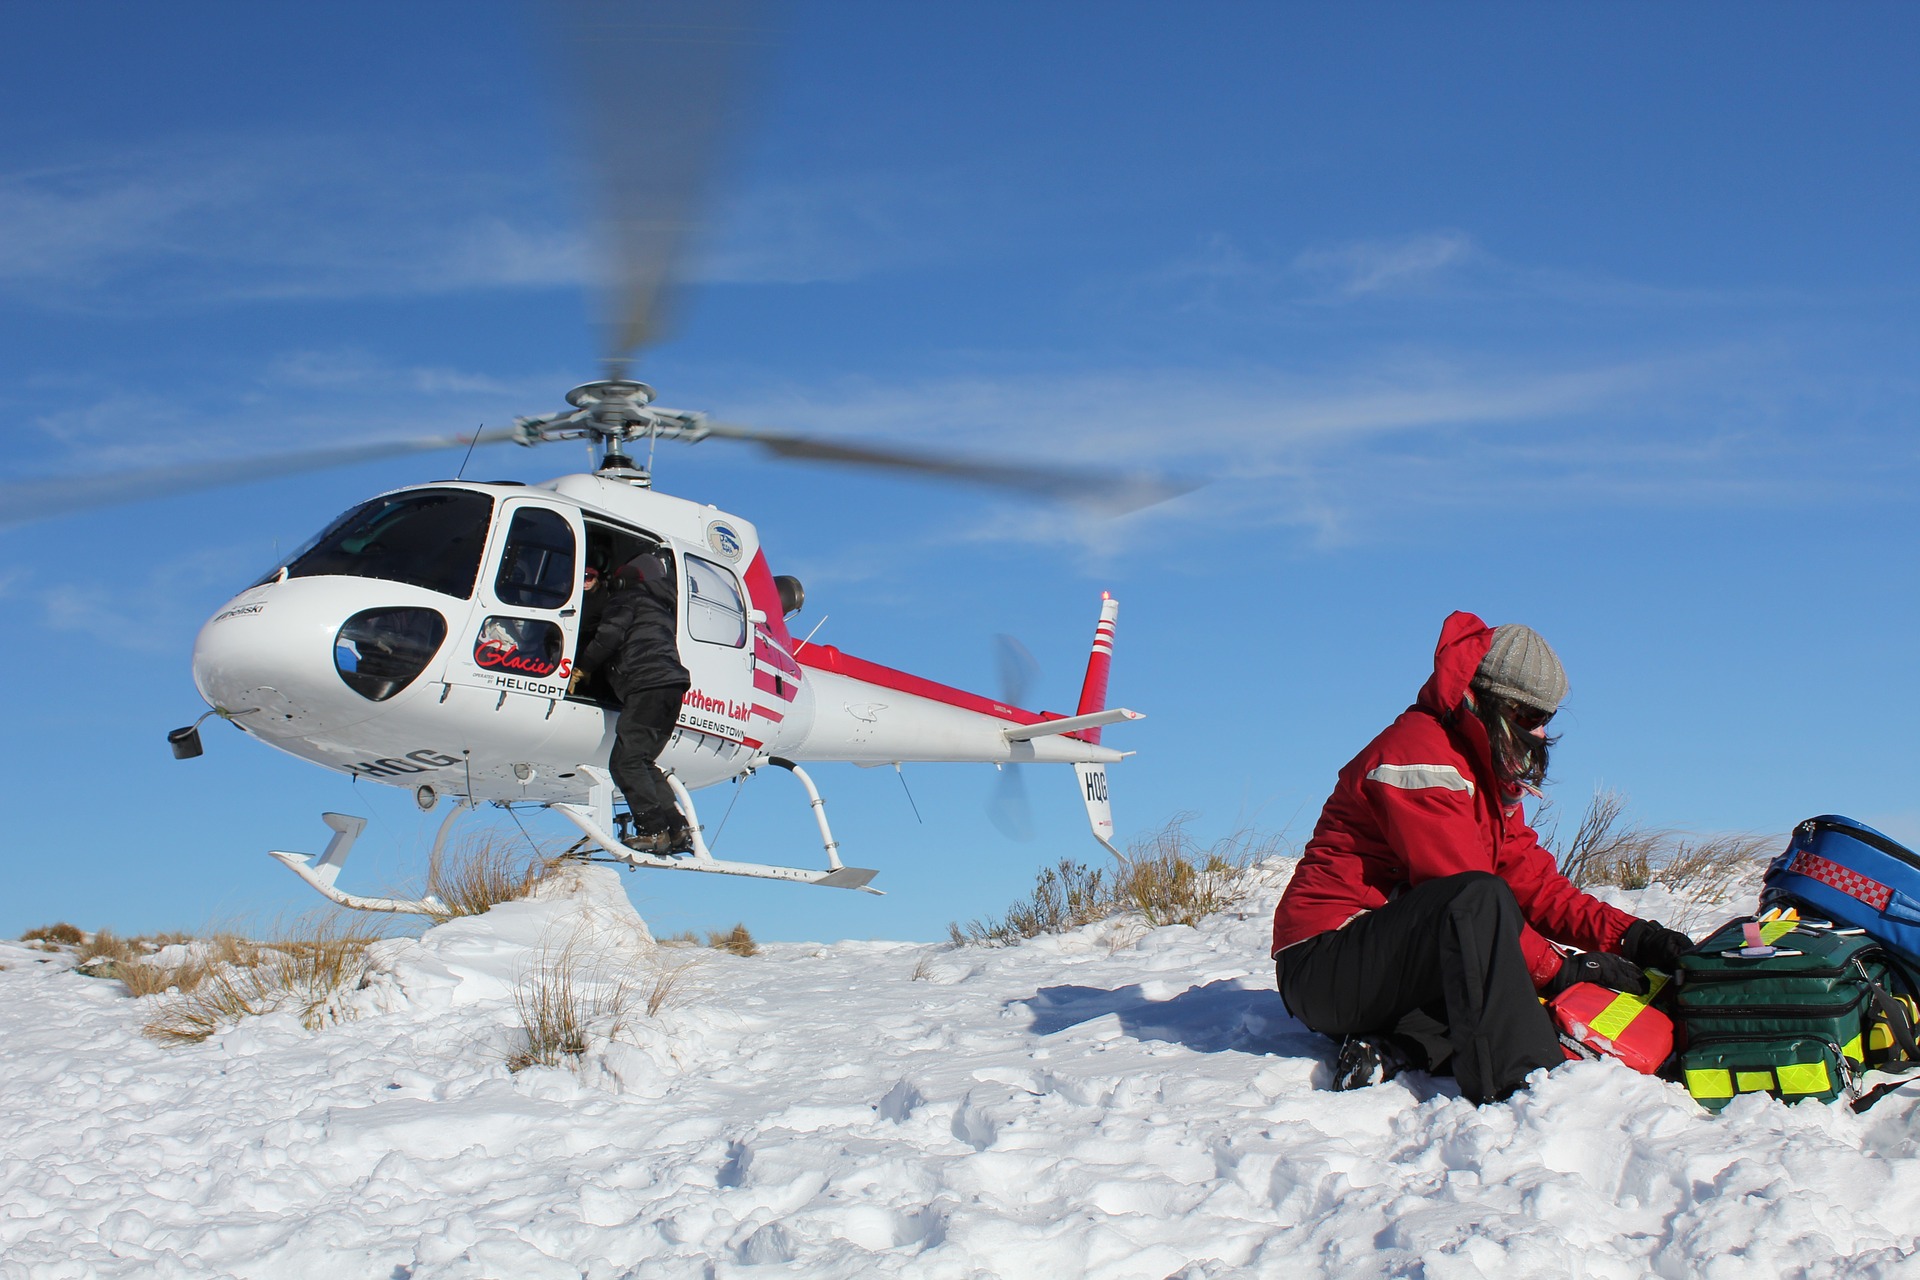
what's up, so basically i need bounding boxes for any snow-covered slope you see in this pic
[5,862,1920,1279]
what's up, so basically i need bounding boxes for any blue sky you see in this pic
[3,3,1917,944]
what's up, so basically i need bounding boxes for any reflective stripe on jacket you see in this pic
[1271,610,1636,987]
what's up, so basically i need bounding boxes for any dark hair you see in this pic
[1468,688,1556,790]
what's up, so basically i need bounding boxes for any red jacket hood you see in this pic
[1416,610,1496,716]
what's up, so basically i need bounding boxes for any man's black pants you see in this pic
[1275,871,1563,1103]
[610,683,688,835]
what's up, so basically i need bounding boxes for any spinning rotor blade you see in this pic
[0,426,522,528]
[700,421,1199,514]
[551,0,767,380]
[987,634,1039,842]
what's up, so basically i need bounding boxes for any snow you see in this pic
[6,861,1920,1279]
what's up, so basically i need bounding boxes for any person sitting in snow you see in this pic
[1271,611,1694,1105]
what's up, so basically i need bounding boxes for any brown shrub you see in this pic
[950,815,1282,945]
[21,923,82,946]
[76,929,137,968]
[142,918,379,1044]
[1542,788,1776,919]
[706,924,759,956]
[423,835,563,923]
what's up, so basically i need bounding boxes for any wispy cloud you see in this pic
[0,135,960,312]
[1292,230,1476,296]
[1145,228,1765,312]
[26,545,260,652]
[0,138,580,305]
[705,344,1887,558]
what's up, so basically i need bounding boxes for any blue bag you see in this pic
[1763,815,1920,968]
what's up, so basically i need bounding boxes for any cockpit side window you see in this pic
[686,555,747,647]
[494,506,576,610]
[285,489,494,599]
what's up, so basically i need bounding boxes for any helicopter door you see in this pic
[676,552,757,748]
[446,499,583,705]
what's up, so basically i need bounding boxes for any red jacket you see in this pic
[1271,611,1636,987]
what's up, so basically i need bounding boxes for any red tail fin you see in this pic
[1074,593,1119,744]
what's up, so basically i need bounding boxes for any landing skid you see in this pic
[267,761,880,915]
[267,802,470,916]
[552,763,882,894]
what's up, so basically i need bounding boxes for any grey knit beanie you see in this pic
[1473,624,1567,713]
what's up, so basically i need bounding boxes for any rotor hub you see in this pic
[565,379,657,426]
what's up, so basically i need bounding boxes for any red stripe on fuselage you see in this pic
[756,636,801,678]
[754,668,799,701]
[797,643,1053,727]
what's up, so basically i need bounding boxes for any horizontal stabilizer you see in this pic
[1002,707,1143,742]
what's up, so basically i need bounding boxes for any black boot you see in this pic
[1332,1034,1419,1091]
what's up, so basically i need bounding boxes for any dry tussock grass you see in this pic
[657,925,760,956]
[75,929,137,968]
[423,835,564,923]
[141,918,380,1044]
[1543,787,1776,914]
[705,923,758,956]
[117,933,259,998]
[20,922,82,947]
[950,816,1282,946]
[507,934,699,1071]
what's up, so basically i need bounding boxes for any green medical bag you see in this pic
[1673,916,1917,1111]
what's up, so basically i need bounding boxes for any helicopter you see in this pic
[145,0,1188,915]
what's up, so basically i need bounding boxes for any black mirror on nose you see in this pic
[168,725,204,759]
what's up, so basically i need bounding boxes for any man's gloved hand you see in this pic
[1620,918,1694,971]
[1544,950,1651,998]
[568,668,590,696]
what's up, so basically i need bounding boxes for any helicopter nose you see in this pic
[192,579,451,740]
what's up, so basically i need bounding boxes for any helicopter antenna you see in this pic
[454,424,483,480]
[794,613,829,653]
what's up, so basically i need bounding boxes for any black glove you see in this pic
[1544,950,1651,998]
[1620,919,1694,971]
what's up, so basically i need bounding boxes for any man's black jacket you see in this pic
[577,570,690,697]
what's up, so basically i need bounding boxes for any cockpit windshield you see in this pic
[282,488,495,599]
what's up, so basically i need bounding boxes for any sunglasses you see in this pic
[1509,704,1555,732]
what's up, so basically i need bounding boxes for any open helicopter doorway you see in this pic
[573,518,672,708]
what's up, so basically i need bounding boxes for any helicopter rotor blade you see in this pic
[0,426,523,528]
[549,0,767,381]
[987,633,1039,841]
[989,766,1035,843]
[699,420,1200,514]
[996,633,1038,710]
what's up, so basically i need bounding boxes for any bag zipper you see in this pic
[1684,1031,1844,1049]
[1803,819,1920,876]
[1679,943,1885,986]
[1679,964,1853,983]
[1678,996,1868,1020]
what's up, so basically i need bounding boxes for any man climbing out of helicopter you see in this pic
[572,545,693,855]
[1270,611,1695,1105]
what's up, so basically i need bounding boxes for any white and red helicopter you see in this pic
[151,0,1186,915]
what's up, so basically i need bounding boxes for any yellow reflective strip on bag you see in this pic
[1776,1061,1832,1095]
[1736,1070,1775,1092]
[1687,1068,1734,1099]
[1759,920,1799,945]
[1848,1031,1868,1060]
[1589,992,1643,1041]
[1587,970,1669,1041]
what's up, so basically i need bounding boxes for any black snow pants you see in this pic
[1274,871,1564,1104]
[609,682,689,835]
